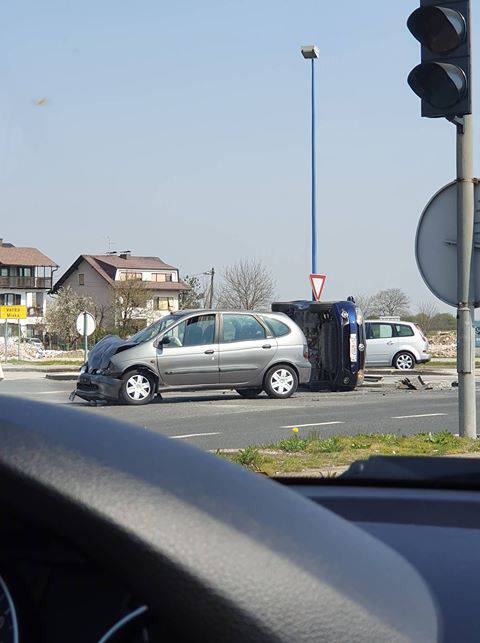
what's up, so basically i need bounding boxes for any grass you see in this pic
[217,430,480,477]
[7,359,83,366]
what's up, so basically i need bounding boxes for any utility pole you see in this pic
[207,268,215,309]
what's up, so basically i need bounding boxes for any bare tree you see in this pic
[217,259,276,310]
[414,300,439,334]
[113,279,150,335]
[45,286,94,348]
[370,288,411,317]
[354,293,376,317]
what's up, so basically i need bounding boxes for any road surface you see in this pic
[1,372,474,450]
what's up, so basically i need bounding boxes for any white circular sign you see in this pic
[76,311,96,337]
[415,180,480,308]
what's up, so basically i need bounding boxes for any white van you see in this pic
[365,320,431,369]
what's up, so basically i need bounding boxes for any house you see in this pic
[50,251,189,330]
[0,239,58,337]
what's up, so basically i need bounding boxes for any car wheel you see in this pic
[393,352,415,370]
[264,365,298,399]
[120,370,155,405]
[236,388,263,399]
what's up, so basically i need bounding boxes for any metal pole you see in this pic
[311,58,317,279]
[457,113,476,438]
[83,311,88,364]
[3,320,6,363]
[17,320,20,361]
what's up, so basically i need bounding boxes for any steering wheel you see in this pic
[0,397,438,641]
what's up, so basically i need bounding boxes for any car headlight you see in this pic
[80,364,88,374]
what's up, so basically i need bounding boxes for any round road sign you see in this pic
[76,311,96,337]
[415,180,480,308]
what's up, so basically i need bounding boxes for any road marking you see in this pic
[390,413,447,420]
[28,390,68,395]
[280,421,344,429]
[170,432,221,440]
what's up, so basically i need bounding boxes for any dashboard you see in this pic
[288,481,480,642]
[0,507,154,643]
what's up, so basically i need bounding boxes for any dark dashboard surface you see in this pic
[290,483,480,641]
[0,507,148,642]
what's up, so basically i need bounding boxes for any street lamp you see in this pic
[301,45,320,286]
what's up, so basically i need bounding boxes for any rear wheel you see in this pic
[264,365,298,399]
[120,370,155,405]
[236,388,263,399]
[393,352,415,370]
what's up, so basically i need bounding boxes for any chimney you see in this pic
[119,250,131,260]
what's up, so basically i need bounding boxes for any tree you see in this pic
[179,275,203,310]
[354,293,376,317]
[45,286,94,348]
[430,312,456,332]
[414,301,439,334]
[113,279,150,336]
[370,288,411,317]
[217,259,276,310]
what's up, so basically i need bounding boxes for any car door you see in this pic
[156,313,219,386]
[218,313,277,385]
[365,322,395,365]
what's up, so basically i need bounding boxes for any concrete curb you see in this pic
[4,365,80,374]
[45,373,78,381]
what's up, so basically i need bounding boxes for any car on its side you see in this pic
[73,309,311,405]
[365,319,431,370]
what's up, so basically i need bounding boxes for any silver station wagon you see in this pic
[74,309,312,405]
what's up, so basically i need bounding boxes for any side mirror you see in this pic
[155,335,171,348]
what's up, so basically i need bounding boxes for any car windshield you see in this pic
[0,2,472,489]
[129,315,181,344]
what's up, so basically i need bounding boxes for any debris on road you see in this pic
[396,375,451,391]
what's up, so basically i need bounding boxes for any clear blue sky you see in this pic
[0,0,478,312]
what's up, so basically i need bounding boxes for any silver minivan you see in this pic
[74,309,312,405]
[365,319,431,370]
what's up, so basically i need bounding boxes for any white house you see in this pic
[0,239,58,338]
[51,251,189,330]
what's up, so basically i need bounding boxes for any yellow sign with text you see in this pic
[0,305,27,319]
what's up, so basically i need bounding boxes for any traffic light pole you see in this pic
[456,113,477,438]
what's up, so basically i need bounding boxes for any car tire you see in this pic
[264,365,298,399]
[236,388,263,399]
[119,370,156,405]
[393,352,415,370]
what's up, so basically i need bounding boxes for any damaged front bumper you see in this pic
[71,372,122,403]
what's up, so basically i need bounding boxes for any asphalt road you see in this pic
[1,372,476,450]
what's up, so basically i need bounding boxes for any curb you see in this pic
[45,373,78,381]
[4,366,80,374]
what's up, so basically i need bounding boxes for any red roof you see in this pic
[0,247,57,267]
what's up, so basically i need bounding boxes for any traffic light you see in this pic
[407,0,471,118]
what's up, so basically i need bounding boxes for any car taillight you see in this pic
[303,344,309,360]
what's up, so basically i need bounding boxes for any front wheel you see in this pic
[120,370,155,405]
[393,352,415,370]
[236,388,263,399]
[264,365,298,399]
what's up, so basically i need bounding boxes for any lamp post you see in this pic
[301,45,320,285]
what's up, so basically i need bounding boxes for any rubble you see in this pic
[0,338,82,361]
[428,331,456,358]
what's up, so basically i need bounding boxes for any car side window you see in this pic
[395,324,414,337]
[261,316,290,337]
[163,315,216,347]
[369,323,393,339]
[221,314,266,343]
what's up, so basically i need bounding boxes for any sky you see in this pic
[0,0,478,313]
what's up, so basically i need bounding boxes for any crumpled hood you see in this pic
[87,335,137,371]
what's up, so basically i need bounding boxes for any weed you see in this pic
[276,436,309,452]
[233,446,262,470]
